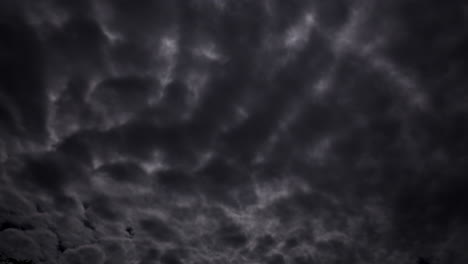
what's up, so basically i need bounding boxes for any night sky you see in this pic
[1,1,468,264]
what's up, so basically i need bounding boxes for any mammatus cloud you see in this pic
[1,0,468,263]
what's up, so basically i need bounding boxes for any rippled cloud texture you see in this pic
[1,0,468,263]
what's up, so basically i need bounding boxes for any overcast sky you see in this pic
[1,0,468,264]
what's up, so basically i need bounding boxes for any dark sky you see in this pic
[1,0,468,263]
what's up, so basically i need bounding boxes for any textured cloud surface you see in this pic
[1,0,468,263]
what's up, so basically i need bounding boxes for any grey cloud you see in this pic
[62,245,105,264]
[139,217,178,242]
[96,161,147,184]
[90,76,158,118]
[0,229,41,262]
[1,0,468,263]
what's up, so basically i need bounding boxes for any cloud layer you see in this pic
[1,0,468,263]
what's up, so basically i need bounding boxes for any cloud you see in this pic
[0,229,41,262]
[139,217,178,242]
[1,0,468,263]
[62,245,105,264]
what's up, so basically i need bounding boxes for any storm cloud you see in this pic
[1,0,468,263]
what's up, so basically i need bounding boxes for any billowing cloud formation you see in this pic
[1,0,468,263]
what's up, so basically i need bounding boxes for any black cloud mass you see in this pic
[1,0,468,263]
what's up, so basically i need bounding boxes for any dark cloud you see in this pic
[1,0,468,263]
[156,169,196,195]
[138,248,159,264]
[139,217,178,242]
[215,221,248,248]
[268,253,286,264]
[46,17,108,72]
[96,161,147,184]
[0,9,47,147]
[252,234,276,254]
[0,229,40,262]
[91,76,157,116]
[62,245,105,264]
[160,248,186,264]
[84,194,123,222]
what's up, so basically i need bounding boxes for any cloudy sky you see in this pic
[1,0,468,263]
